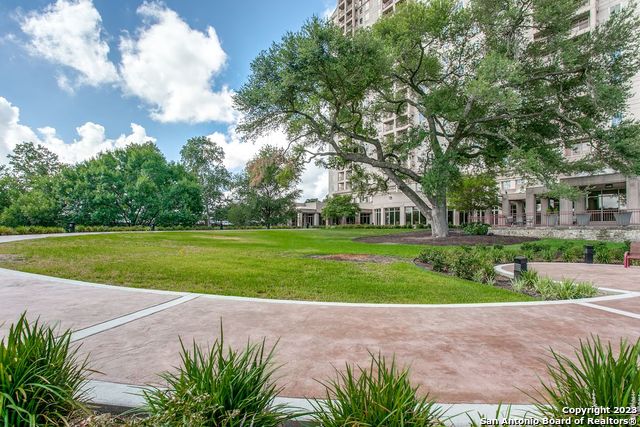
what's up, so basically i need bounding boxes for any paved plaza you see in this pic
[1,234,639,406]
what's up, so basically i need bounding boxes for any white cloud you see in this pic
[0,97,40,160]
[208,127,328,201]
[19,0,118,89]
[119,2,235,124]
[0,96,155,165]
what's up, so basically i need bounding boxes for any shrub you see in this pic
[8,226,65,235]
[594,244,611,264]
[449,250,479,281]
[463,223,490,235]
[0,313,90,426]
[534,337,640,425]
[140,332,293,426]
[609,247,626,264]
[541,248,557,262]
[0,226,17,236]
[417,248,449,272]
[561,245,583,263]
[473,261,497,285]
[511,270,540,293]
[311,353,445,426]
[512,272,597,300]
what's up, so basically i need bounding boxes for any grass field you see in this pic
[0,229,535,304]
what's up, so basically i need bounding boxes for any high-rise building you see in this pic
[294,0,640,229]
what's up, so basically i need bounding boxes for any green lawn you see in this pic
[0,229,535,304]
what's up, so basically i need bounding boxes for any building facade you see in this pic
[295,0,640,229]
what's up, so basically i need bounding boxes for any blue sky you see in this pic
[0,0,333,198]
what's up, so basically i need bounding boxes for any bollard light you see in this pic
[584,245,594,264]
[514,256,528,280]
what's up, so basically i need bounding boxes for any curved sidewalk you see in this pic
[1,233,639,406]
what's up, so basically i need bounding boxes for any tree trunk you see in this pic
[430,198,449,238]
[205,201,211,227]
[382,168,450,237]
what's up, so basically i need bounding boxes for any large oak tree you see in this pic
[235,0,640,237]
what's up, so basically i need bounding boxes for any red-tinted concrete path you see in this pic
[1,234,639,405]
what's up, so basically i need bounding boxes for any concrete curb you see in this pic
[84,379,539,426]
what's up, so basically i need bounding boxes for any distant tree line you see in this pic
[0,138,301,229]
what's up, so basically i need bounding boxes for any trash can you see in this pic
[67,222,75,233]
[584,245,594,264]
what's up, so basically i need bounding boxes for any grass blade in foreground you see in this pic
[311,352,447,426]
[0,312,90,426]
[140,329,295,426]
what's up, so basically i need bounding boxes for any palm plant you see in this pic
[0,312,90,426]
[533,336,640,425]
[311,352,446,426]
[140,330,294,426]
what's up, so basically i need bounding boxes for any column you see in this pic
[453,209,460,226]
[313,213,320,227]
[399,206,406,226]
[484,209,492,225]
[296,212,303,228]
[626,177,640,225]
[515,201,524,225]
[559,198,573,225]
[540,198,550,226]
[501,195,511,225]
[525,190,536,227]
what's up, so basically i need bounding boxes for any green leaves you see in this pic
[237,0,640,238]
[140,330,293,427]
[0,313,90,426]
[448,173,500,213]
[534,336,640,424]
[322,195,360,221]
[311,353,445,426]
[61,142,203,227]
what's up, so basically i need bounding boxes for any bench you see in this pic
[624,242,640,268]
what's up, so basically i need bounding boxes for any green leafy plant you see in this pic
[541,248,557,262]
[511,271,596,300]
[140,330,294,426]
[311,353,446,426]
[533,337,640,425]
[0,313,90,426]
[594,243,611,264]
[462,223,490,236]
[561,245,583,263]
[417,248,449,272]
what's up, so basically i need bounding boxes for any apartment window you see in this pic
[338,182,344,191]
[501,181,513,191]
[385,207,400,225]
[374,208,382,225]
[610,4,622,15]
[360,213,371,224]
[405,207,427,225]
[338,171,345,181]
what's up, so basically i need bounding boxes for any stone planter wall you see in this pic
[490,226,640,242]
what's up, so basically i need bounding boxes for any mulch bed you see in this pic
[308,254,401,264]
[414,260,541,298]
[354,230,539,246]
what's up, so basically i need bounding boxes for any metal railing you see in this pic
[472,209,640,227]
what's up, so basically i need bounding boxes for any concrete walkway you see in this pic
[1,233,639,406]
